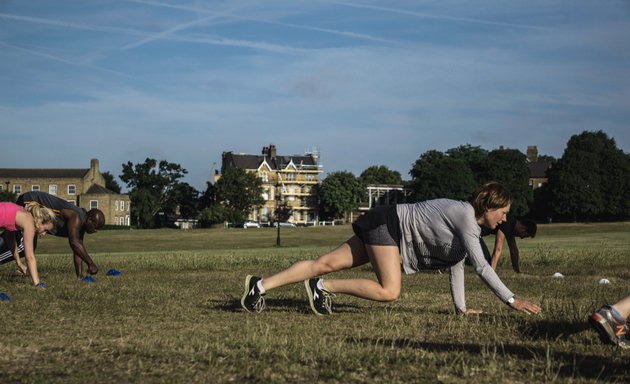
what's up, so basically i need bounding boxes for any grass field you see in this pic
[1,223,629,383]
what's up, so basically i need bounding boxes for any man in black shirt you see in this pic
[13,191,104,278]
[480,213,537,273]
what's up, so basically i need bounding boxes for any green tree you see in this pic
[548,130,628,221]
[198,205,227,228]
[409,150,477,202]
[359,165,403,185]
[0,190,17,202]
[479,149,532,217]
[102,171,122,193]
[120,158,188,228]
[446,144,488,184]
[214,167,264,226]
[163,182,200,219]
[319,171,363,221]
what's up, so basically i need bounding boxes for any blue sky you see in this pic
[1,0,629,191]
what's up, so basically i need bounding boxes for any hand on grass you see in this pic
[510,298,541,315]
[462,309,483,315]
[16,264,28,275]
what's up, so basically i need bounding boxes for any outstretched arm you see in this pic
[14,211,41,285]
[64,209,98,277]
[490,230,506,270]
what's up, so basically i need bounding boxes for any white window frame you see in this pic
[13,185,22,194]
[49,185,57,195]
[90,200,99,210]
[68,184,77,195]
[31,185,40,192]
[115,201,119,211]
[66,200,76,206]
[126,201,130,211]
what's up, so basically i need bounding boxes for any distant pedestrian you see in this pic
[0,202,55,287]
[590,295,630,349]
[241,182,541,316]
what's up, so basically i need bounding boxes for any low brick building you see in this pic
[0,159,130,226]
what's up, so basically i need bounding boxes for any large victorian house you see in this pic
[219,145,323,225]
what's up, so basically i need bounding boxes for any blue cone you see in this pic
[106,268,122,276]
[82,275,97,283]
[0,292,12,301]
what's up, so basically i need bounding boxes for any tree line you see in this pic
[3,130,626,227]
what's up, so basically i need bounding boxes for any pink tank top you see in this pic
[0,202,24,232]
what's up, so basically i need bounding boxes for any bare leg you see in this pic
[262,236,369,291]
[612,295,630,319]
[324,244,401,301]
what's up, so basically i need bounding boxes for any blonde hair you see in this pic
[25,203,56,229]
[468,182,512,217]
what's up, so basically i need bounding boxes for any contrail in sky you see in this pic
[317,0,551,31]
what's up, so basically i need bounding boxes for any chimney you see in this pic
[90,158,100,176]
[526,146,538,162]
[269,144,277,160]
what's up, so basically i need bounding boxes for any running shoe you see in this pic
[304,277,334,315]
[589,305,630,349]
[241,275,266,313]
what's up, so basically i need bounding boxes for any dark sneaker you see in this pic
[589,305,630,349]
[241,275,266,313]
[304,277,334,315]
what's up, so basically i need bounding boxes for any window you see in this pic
[66,200,76,205]
[261,172,269,182]
[115,201,119,211]
[285,172,295,181]
[90,200,98,210]
[13,185,22,194]
[0,185,3,192]
[49,185,57,195]
[115,217,119,225]
[32,185,40,192]
[68,185,76,195]
[125,215,130,225]
[126,201,130,211]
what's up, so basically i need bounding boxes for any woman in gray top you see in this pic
[241,182,541,316]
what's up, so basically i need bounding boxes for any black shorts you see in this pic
[352,205,401,247]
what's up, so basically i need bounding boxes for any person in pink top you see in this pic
[0,202,55,287]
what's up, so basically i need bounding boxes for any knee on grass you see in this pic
[375,286,400,302]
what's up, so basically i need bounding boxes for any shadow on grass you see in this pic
[516,319,591,340]
[347,337,630,380]
[211,298,362,314]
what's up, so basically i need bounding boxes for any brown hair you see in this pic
[24,203,56,229]
[468,182,512,217]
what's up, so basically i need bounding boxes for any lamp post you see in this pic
[276,178,281,247]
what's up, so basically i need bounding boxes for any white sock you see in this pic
[317,278,325,291]
[257,280,266,294]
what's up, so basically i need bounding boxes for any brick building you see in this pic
[526,146,552,190]
[0,159,130,226]
[218,145,323,225]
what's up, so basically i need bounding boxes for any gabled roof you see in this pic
[528,161,551,179]
[84,184,116,195]
[222,152,318,172]
[0,168,90,179]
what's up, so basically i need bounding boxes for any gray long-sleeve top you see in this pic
[396,199,514,313]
